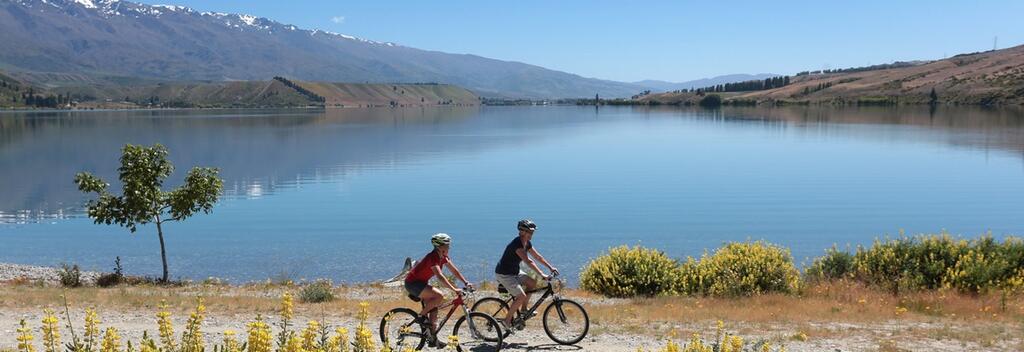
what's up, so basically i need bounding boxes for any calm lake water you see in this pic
[2,105,1024,284]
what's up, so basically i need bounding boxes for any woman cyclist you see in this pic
[404,233,474,348]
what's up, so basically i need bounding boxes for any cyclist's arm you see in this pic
[431,265,458,292]
[528,247,558,275]
[444,261,470,287]
[516,248,546,277]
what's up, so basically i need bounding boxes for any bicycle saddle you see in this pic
[497,284,508,294]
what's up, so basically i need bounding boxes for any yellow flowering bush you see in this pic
[581,242,801,297]
[691,241,801,296]
[579,246,684,297]
[809,233,1024,294]
[804,246,854,282]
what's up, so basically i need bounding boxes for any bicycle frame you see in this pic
[422,292,470,337]
[500,278,562,322]
[401,289,487,343]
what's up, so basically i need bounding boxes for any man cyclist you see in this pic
[405,233,474,348]
[494,219,559,333]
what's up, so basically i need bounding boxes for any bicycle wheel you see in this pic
[452,312,504,352]
[471,297,511,320]
[542,299,589,345]
[379,307,427,351]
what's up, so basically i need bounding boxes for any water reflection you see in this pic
[0,107,487,222]
[3,106,1024,224]
[2,105,1024,282]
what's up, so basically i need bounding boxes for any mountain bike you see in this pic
[380,287,504,351]
[471,274,589,345]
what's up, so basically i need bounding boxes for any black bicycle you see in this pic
[380,287,504,351]
[471,275,589,345]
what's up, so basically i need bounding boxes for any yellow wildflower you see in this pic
[41,309,61,352]
[281,292,294,321]
[85,307,101,350]
[246,317,273,352]
[331,328,350,352]
[181,298,206,352]
[156,300,176,352]
[730,335,743,351]
[223,330,241,352]
[17,319,36,352]
[284,335,302,352]
[447,335,459,351]
[301,320,320,351]
[101,327,122,352]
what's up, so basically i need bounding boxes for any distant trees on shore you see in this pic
[273,76,326,103]
[673,75,793,94]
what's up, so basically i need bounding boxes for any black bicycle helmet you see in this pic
[517,219,538,232]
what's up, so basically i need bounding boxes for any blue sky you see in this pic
[139,0,1024,83]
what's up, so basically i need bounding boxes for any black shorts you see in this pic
[405,280,429,297]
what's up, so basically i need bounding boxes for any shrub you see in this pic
[850,234,969,293]
[698,94,722,107]
[692,241,801,296]
[299,280,335,303]
[59,263,82,288]
[810,233,1024,294]
[97,257,124,288]
[580,246,682,297]
[804,246,854,282]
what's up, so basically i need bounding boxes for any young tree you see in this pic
[75,144,223,282]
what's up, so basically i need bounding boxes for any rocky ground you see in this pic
[0,262,102,286]
[1,263,1022,351]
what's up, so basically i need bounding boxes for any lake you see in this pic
[2,105,1023,284]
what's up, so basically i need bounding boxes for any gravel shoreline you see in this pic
[0,262,102,286]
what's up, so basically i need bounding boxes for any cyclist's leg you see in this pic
[520,273,537,315]
[496,273,527,326]
[419,285,444,330]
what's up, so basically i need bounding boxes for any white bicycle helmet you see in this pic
[431,233,452,247]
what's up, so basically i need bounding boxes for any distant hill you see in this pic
[0,0,643,99]
[638,45,1024,106]
[0,74,479,109]
[633,74,781,93]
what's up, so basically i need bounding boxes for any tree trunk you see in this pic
[155,215,169,283]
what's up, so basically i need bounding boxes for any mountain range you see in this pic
[0,0,777,99]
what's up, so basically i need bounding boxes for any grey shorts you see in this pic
[404,280,429,298]
[495,271,529,297]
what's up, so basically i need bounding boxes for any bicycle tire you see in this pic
[452,311,504,352]
[379,307,427,350]
[471,297,511,319]
[542,299,589,345]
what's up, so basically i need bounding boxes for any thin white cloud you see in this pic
[330,16,345,24]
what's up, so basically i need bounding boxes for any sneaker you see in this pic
[512,317,527,331]
[499,320,515,336]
